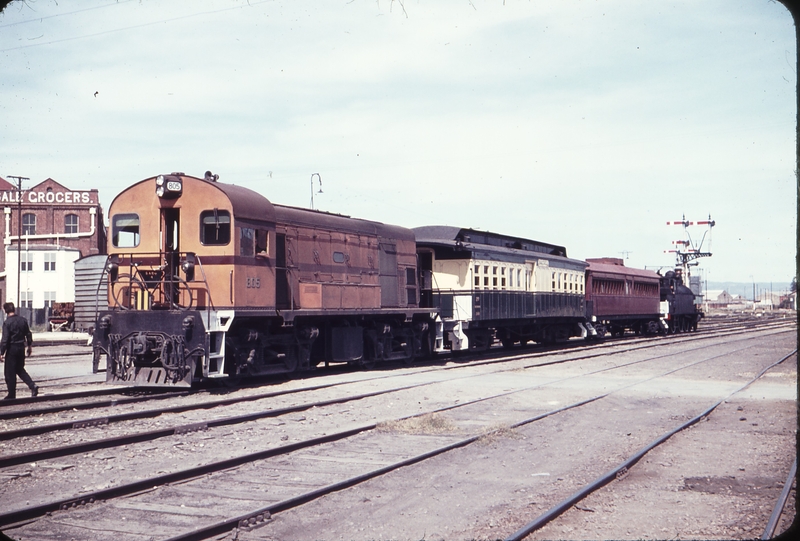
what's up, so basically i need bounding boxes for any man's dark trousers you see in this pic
[4,344,34,399]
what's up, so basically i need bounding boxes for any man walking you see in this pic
[0,302,37,399]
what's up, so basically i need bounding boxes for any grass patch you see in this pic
[377,413,459,435]
[477,423,524,445]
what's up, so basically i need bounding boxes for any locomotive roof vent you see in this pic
[156,174,183,199]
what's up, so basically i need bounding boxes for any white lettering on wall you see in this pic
[4,190,95,206]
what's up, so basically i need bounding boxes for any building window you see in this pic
[22,213,35,236]
[65,214,79,234]
[20,252,33,272]
[20,291,33,308]
[44,291,57,308]
[44,253,56,272]
[112,213,140,248]
[200,210,231,245]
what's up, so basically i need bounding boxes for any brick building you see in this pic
[0,176,106,309]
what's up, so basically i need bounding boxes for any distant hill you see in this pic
[706,282,792,299]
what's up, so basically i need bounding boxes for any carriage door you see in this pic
[417,250,434,308]
[162,208,180,305]
[276,233,290,309]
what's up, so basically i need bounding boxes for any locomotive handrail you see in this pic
[102,252,212,312]
[193,255,215,312]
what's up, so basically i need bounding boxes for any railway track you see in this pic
[0,322,794,539]
[3,315,791,418]
[1,318,792,441]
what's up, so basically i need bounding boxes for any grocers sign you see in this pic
[0,189,94,205]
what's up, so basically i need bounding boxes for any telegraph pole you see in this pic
[6,175,28,310]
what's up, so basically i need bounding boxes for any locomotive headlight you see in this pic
[99,315,112,330]
[108,254,120,283]
[155,175,183,199]
[181,252,196,282]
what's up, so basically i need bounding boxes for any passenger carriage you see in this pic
[584,257,665,337]
[414,226,592,351]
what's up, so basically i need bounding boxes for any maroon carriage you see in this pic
[584,258,665,337]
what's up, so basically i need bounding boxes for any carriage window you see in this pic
[200,210,231,245]
[112,213,140,248]
[240,227,255,256]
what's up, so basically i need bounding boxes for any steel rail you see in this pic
[0,379,438,469]
[1,337,775,535]
[1,326,786,469]
[0,377,364,435]
[1,381,553,530]
[0,386,175,409]
[165,340,773,541]
[504,349,798,541]
[0,389,192,421]
[761,457,797,540]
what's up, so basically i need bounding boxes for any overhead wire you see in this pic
[0,0,272,52]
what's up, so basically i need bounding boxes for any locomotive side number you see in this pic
[247,277,261,288]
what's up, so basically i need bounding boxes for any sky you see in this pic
[0,0,796,286]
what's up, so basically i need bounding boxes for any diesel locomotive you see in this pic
[92,172,436,387]
[92,172,702,388]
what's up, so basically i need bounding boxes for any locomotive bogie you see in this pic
[96,309,207,387]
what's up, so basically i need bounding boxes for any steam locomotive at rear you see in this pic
[659,269,702,332]
[92,173,435,387]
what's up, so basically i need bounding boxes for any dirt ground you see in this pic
[231,334,796,541]
[1,327,795,541]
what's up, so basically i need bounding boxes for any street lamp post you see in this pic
[7,175,28,309]
[310,173,322,210]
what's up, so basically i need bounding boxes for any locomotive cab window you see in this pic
[112,213,140,248]
[240,227,255,256]
[255,229,269,256]
[200,210,231,245]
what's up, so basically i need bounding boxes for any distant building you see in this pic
[704,289,736,308]
[0,176,106,309]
